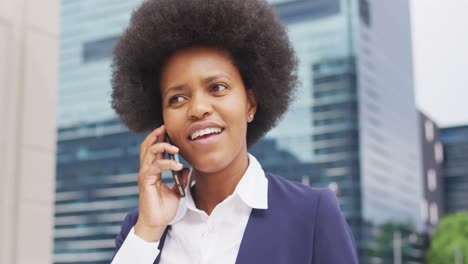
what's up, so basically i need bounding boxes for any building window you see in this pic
[325,167,349,177]
[76,147,89,160]
[427,168,437,192]
[421,199,428,222]
[328,182,339,196]
[359,0,371,27]
[273,0,341,23]
[435,142,444,163]
[425,120,434,142]
[430,202,439,225]
[82,36,119,63]
[301,175,310,186]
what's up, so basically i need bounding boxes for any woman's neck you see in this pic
[192,151,249,215]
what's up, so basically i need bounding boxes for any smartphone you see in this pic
[165,135,185,197]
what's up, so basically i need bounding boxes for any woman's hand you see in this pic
[134,125,189,242]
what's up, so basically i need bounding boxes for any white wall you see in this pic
[0,0,59,263]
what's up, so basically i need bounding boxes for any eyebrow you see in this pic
[201,74,230,85]
[163,84,187,98]
[163,74,231,97]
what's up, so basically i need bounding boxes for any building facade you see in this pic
[419,112,444,233]
[441,125,468,214]
[56,0,423,263]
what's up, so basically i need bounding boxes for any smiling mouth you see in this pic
[189,127,224,141]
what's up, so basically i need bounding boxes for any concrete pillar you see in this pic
[0,0,59,263]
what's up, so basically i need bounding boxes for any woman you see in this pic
[110,0,357,263]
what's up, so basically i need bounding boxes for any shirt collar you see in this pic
[233,153,268,209]
[170,153,268,224]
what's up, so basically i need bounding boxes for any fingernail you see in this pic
[176,163,183,169]
[172,145,179,150]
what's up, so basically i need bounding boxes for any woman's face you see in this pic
[160,47,256,174]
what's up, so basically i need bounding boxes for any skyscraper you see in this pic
[56,0,423,263]
[270,1,423,262]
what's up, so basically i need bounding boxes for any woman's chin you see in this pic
[190,160,225,175]
[181,142,247,176]
[185,153,230,175]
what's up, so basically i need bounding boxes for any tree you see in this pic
[367,222,420,263]
[427,213,468,264]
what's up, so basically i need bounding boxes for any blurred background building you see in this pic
[55,121,147,263]
[419,112,444,234]
[54,0,427,263]
[0,0,59,264]
[55,2,143,263]
[440,125,468,214]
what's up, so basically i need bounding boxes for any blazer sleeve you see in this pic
[111,210,139,261]
[312,189,358,263]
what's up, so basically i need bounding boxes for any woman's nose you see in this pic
[187,93,212,120]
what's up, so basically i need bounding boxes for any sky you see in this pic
[411,0,468,127]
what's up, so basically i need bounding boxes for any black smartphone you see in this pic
[165,135,185,197]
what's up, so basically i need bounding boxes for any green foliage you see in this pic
[367,222,418,263]
[427,213,468,264]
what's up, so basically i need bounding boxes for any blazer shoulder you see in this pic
[265,172,333,217]
[122,207,140,228]
[311,185,359,263]
[266,172,330,202]
[265,174,357,263]
[114,208,140,248]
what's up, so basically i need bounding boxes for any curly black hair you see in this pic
[111,0,298,147]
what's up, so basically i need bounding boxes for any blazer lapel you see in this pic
[153,226,170,264]
[154,214,270,264]
[155,212,272,264]
[157,172,273,264]
[235,208,273,264]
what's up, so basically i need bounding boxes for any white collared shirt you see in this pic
[112,154,268,264]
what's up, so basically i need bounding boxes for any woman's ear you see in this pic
[246,89,257,123]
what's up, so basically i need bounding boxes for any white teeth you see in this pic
[190,127,222,140]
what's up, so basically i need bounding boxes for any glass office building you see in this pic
[56,0,424,263]
[55,121,141,263]
[56,2,148,263]
[441,125,468,214]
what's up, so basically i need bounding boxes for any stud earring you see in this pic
[249,114,254,120]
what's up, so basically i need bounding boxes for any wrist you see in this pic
[134,221,166,242]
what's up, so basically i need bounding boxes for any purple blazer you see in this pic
[113,173,358,263]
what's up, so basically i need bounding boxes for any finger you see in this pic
[141,143,179,169]
[139,125,166,163]
[138,170,161,186]
[146,125,167,146]
[141,135,174,168]
[140,126,163,152]
[147,143,179,156]
[145,159,183,176]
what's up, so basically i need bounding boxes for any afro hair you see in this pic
[111,0,298,147]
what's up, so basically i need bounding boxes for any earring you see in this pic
[249,114,254,120]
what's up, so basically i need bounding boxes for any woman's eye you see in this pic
[168,95,185,105]
[211,84,227,93]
